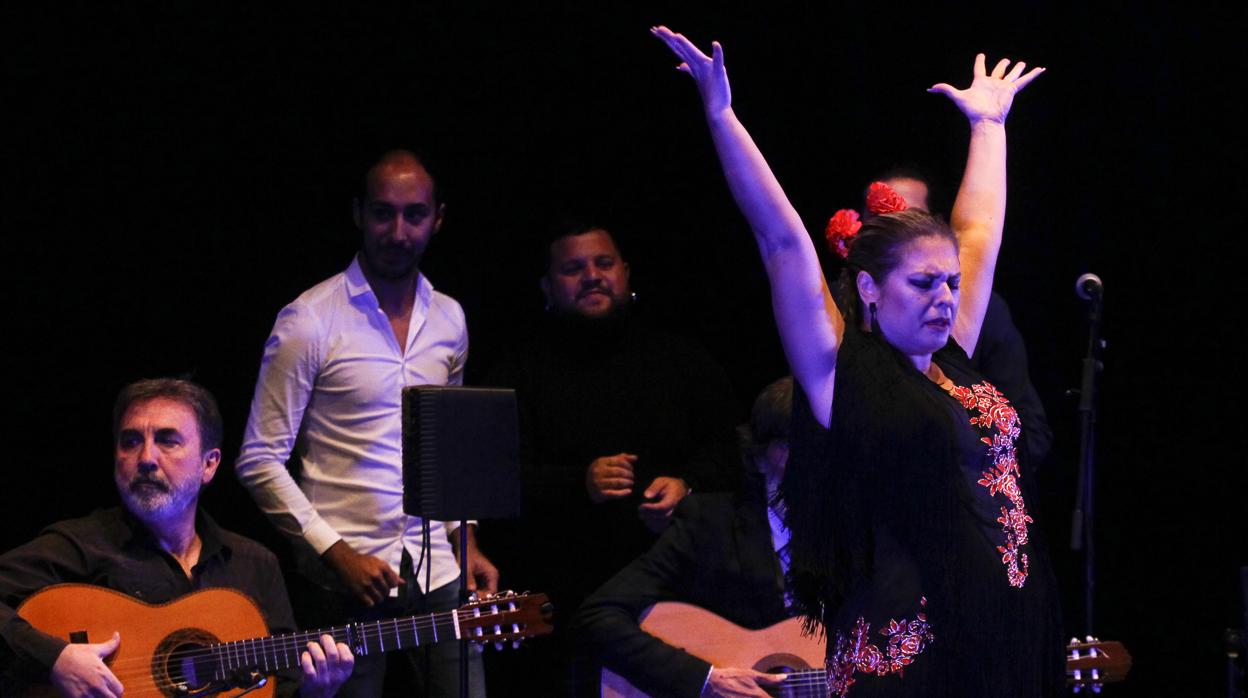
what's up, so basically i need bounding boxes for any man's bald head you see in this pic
[358,149,440,207]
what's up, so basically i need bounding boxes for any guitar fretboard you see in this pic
[210,609,461,680]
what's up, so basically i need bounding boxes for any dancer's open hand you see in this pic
[651,26,731,116]
[929,54,1044,125]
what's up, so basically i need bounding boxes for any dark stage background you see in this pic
[4,3,1243,696]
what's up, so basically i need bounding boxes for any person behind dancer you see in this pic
[573,377,798,698]
[0,378,354,697]
[653,27,1062,696]
[480,221,740,696]
[864,167,1054,466]
[236,149,496,697]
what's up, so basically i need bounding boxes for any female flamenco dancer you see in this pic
[652,27,1062,697]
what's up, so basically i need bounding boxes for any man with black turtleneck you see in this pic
[481,224,739,697]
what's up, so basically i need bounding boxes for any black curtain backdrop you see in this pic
[4,3,1243,695]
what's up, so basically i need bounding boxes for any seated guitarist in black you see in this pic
[0,378,355,697]
[573,378,796,698]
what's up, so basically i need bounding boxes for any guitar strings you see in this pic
[97,608,458,669]
[101,628,439,692]
[94,608,529,679]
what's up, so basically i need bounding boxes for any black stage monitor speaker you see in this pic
[401,386,521,521]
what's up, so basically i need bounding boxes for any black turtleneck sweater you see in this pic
[481,311,741,623]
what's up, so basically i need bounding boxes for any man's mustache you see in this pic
[129,476,170,493]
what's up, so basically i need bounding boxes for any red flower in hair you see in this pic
[825,208,862,259]
[866,181,909,215]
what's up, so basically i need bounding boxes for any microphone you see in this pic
[1075,273,1103,301]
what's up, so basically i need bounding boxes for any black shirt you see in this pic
[482,313,741,612]
[0,507,295,684]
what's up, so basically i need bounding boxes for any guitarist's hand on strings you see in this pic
[51,631,123,698]
[298,633,355,698]
[322,540,404,607]
[701,666,787,698]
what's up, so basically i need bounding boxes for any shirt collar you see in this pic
[344,254,433,308]
[194,509,230,562]
[121,506,231,564]
[344,255,374,300]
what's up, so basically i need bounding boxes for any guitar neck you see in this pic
[214,608,462,677]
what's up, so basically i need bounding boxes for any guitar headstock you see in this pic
[457,591,554,647]
[1066,637,1131,693]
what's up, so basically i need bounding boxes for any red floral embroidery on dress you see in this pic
[951,380,1032,588]
[827,598,935,697]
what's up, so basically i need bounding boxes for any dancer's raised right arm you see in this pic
[653,27,840,424]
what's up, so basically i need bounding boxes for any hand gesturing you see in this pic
[929,54,1045,125]
[586,453,638,502]
[651,26,732,116]
[638,476,690,533]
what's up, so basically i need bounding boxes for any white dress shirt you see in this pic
[237,256,467,594]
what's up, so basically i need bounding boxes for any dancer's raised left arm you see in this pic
[930,54,1044,355]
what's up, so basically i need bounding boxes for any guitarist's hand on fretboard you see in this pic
[297,633,355,698]
[51,631,123,698]
[701,666,788,698]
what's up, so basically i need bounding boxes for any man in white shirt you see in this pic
[237,149,496,697]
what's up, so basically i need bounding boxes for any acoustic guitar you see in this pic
[600,602,1130,697]
[18,583,552,697]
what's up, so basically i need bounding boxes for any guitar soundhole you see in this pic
[754,651,810,674]
[153,628,219,696]
[755,653,812,698]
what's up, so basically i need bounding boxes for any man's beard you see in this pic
[363,244,419,280]
[116,474,198,522]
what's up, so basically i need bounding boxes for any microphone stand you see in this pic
[459,521,469,698]
[1070,274,1104,638]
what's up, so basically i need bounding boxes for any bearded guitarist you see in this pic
[0,379,354,697]
[573,379,797,698]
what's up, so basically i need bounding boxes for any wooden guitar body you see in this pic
[600,602,824,698]
[597,602,1131,697]
[18,584,274,697]
[17,583,552,697]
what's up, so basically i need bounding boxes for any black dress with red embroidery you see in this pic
[784,325,1063,698]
